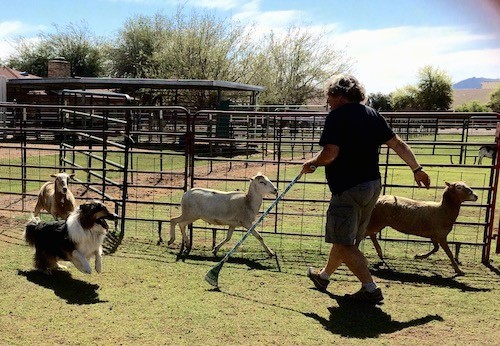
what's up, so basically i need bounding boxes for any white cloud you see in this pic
[0,21,41,38]
[192,0,249,11]
[223,2,500,93]
[325,26,500,93]
[0,21,46,61]
[230,1,305,39]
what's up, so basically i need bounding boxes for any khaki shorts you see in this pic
[325,179,381,245]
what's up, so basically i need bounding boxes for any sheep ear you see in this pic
[70,174,75,180]
[445,181,451,187]
[50,173,56,178]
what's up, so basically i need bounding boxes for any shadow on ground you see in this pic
[484,262,500,276]
[372,268,491,292]
[17,269,106,305]
[178,252,274,271]
[303,293,443,338]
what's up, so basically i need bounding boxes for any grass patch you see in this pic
[1,220,499,345]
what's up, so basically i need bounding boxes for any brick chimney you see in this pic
[47,57,70,78]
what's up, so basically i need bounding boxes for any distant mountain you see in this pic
[453,77,500,89]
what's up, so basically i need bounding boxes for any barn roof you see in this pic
[0,66,40,80]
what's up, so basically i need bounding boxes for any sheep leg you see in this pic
[212,226,235,256]
[167,216,181,245]
[368,233,392,270]
[178,222,191,255]
[415,240,439,259]
[369,233,385,261]
[438,239,464,276]
[157,222,164,245]
[251,229,275,258]
[33,200,43,217]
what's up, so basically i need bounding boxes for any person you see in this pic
[302,74,430,304]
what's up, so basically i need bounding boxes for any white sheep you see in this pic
[33,173,76,220]
[360,181,478,275]
[477,145,496,165]
[162,173,278,257]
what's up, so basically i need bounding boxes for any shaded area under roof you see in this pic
[7,77,266,93]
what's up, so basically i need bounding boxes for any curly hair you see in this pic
[327,75,366,103]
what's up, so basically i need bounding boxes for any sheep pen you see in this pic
[0,108,498,267]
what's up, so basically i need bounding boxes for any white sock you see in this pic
[319,269,330,280]
[363,281,378,293]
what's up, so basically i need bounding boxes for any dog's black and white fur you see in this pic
[478,145,497,165]
[24,201,118,274]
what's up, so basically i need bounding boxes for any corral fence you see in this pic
[0,102,498,264]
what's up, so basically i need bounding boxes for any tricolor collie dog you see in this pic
[24,201,118,274]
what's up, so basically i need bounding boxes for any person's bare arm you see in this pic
[302,144,339,174]
[386,135,430,188]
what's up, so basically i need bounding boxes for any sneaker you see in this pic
[307,267,330,292]
[344,287,384,305]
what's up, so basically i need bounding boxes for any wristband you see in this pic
[412,166,423,174]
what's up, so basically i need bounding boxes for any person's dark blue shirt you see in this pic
[319,103,395,194]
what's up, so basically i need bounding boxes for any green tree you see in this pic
[108,10,256,107]
[6,39,53,77]
[156,11,254,81]
[390,85,419,110]
[108,10,254,82]
[108,14,169,78]
[415,65,453,110]
[251,26,351,105]
[454,100,491,112]
[368,92,393,111]
[7,22,105,77]
[488,86,500,112]
[109,10,352,107]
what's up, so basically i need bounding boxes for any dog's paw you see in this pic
[81,267,92,274]
[78,262,92,274]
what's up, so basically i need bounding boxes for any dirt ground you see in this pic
[0,143,281,221]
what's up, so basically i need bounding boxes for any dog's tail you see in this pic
[24,213,41,247]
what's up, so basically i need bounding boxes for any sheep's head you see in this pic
[251,173,278,196]
[50,172,75,195]
[445,181,478,203]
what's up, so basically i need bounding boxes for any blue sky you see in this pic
[1,0,499,93]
